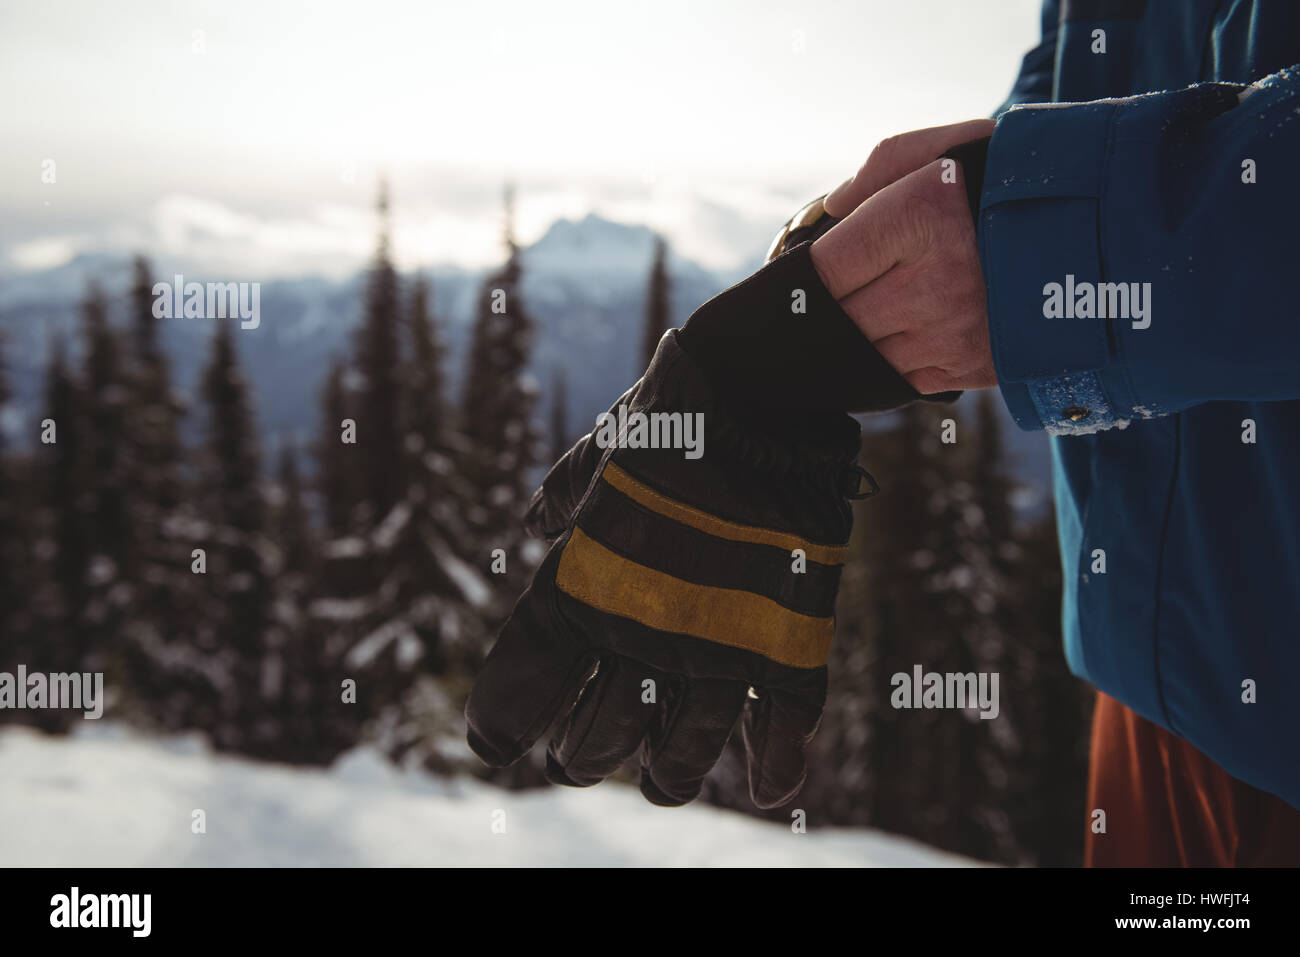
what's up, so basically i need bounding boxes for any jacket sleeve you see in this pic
[980,64,1300,434]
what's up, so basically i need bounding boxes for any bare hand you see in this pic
[812,120,997,394]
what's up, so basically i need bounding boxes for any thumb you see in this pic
[524,384,637,540]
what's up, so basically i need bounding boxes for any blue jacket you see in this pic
[982,0,1300,806]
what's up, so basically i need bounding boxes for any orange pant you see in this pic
[1085,692,1300,866]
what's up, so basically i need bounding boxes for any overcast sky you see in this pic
[0,0,1041,277]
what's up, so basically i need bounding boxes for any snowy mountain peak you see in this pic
[524,214,659,275]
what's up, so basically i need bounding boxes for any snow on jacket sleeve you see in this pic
[980,66,1300,434]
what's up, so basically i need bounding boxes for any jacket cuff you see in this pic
[978,100,1134,434]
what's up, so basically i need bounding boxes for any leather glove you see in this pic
[467,240,900,808]
[524,231,925,541]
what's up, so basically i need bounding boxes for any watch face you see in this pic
[764,194,840,263]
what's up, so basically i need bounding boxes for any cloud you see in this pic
[0,0,1042,278]
[6,236,91,271]
[1,178,799,280]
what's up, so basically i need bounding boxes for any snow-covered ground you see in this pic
[0,725,977,867]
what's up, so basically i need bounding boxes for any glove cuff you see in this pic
[640,329,865,501]
[940,135,991,225]
[677,240,924,414]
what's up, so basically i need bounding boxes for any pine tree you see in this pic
[275,442,313,579]
[792,396,1095,864]
[270,441,356,764]
[312,193,421,740]
[999,512,1092,865]
[0,330,30,667]
[886,402,1008,860]
[856,404,938,831]
[43,343,89,636]
[310,357,378,756]
[27,342,91,730]
[310,190,502,771]
[934,399,1014,860]
[962,391,1092,864]
[403,270,472,545]
[317,360,359,539]
[128,256,183,513]
[793,401,1008,859]
[118,256,194,723]
[785,462,886,826]
[79,282,135,660]
[406,275,447,459]
[460,184,537,563]
[642,235,671,367]
[202,323,264,559]
[354,180,407,518]
[972,392,1013,541]
[0,331,11,623]
[200,321,272,753]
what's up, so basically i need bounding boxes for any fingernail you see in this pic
[824,177,853,215]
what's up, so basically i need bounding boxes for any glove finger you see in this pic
[523,433,598,539]
[524,384,638,540]
[742,680,827,809]
[465,584,595,768]
[545,655,663,788]
[640,677,748,807]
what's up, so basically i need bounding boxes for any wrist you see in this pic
[679,242,924,414]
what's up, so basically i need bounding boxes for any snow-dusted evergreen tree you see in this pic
[739,401,995,860]
[199,321,273,754]
[354,180,407,520]
[945,392,1090,864]
[0,331,34,679]
[116,256,203,726]
[275,443,313,579]
[77,282,137,683]
[308,184,416,728]
[784,395,1092,864]
[127,257,184,515]
[851,402,1009,859]
[0,337,10,646]
[360,269,503,770]
[316,360,359,540]
[267,442,358,764]
[460,185,538,592]
[996,510,1093,866]
[311,193,500,771]
[23,342,91,730]
[455,185,550,787]
[405,275,447,457]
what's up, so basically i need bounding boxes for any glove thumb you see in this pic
[524,384,637,540]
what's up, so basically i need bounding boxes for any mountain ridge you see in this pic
[0,213,1050,500]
